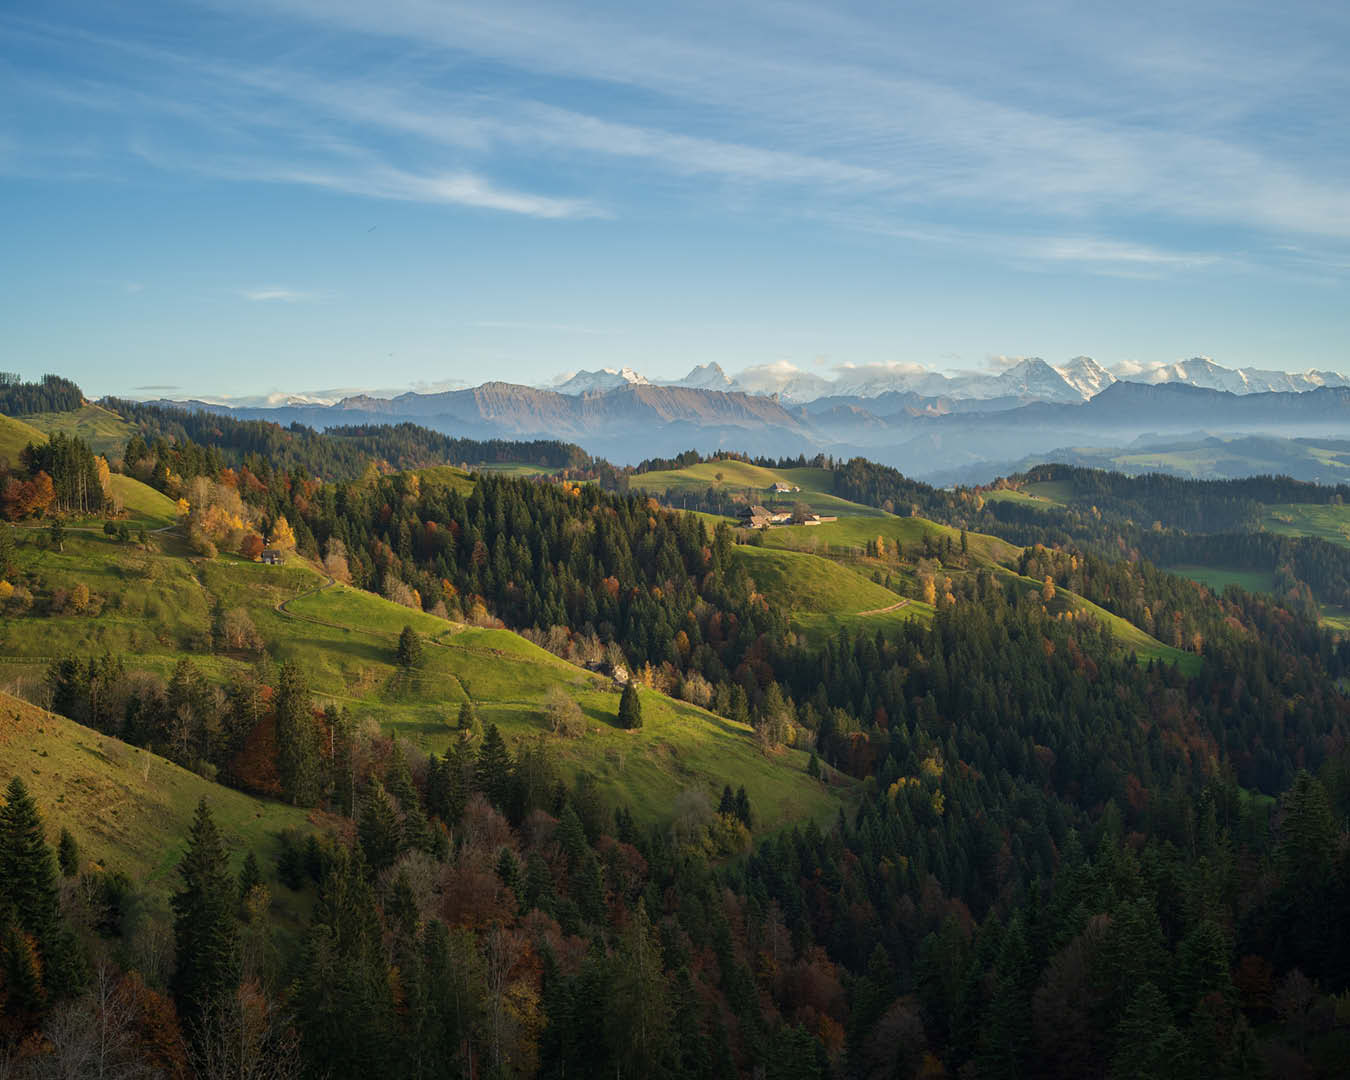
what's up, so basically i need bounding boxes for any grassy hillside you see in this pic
[733,543,931,642]
[0,691,315,904]
[753,511,1192,669]
[1166,565,1277,595]
[23,403,135,457]
[0,413,47,462]
[107,474,179,528]
[734,545,902,615]
[632,460,887,518]
[0,531,842,830]
[761,513,1021,568]
[1262,503,1350,548]
[416,464,476,495]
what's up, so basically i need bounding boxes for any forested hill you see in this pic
[3,388,1350,1076]
[106,397,592,479]
[0,373,84,415]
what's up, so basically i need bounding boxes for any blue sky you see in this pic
[3,0,1349,399]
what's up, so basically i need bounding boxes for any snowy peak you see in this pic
[550,366,650,395]
[668,362,734,391]
[992,358,1080,401]
[1054,356,1117,400]
[1133,359,1350,395]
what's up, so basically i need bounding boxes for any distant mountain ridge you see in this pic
[137,355,1350,483]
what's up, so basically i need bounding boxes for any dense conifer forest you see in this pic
[3,397,1350,1077]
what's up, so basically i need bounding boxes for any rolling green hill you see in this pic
[22,403,136,457]
[107,474,179,527]
[732,543,933,641]
[0,412,48,462]
[0,531,842,830]
[760,512,1022,568]
[632,460,887,518]
[734,545,901,614]
[749,510,1193,669]
[416,464,477,495]
[1261,503,1350,548]
[0,691,315,904]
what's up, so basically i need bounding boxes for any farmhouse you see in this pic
[739,505,774,528]
[260,548,283,565]
[772,481,799,493]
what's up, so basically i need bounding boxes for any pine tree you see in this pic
[238,851,263,905]
[618,682,643,730]
[0,777,60,948]
[606,900,669,1076]
[396,625,423,669]
[57,827,79,877]
[734,786,753,829]
[274,660,322,807]
[171,799,240,1025]
[1,923,46,1014]
[358,783,402,877]
[475,724,513,810]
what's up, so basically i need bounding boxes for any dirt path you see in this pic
[854,597,911,617]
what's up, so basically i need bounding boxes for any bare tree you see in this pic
[27,962,162,1079]
[189,981,302,1080]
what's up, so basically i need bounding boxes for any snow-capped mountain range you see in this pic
[539,356,1349,406]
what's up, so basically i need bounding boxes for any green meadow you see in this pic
[0,529,842,832]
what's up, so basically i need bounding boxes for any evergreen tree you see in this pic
[396,625,423,669]
[238,850,263,905]
[275,660,322,806]
[734,786,753,829]
[606,900,669,1076]
[358,783,402,877]
[475,724,513,810]
[1,922,46,1014]
[171,798,241,1025]
[618,682,643,730]
[0,777,60,948]
[56,827,79,877]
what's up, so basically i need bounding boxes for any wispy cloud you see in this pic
[241,287,317,302]
[473,320,613,335]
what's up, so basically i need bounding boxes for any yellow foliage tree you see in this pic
[269,516,297,551]
[920,574,937,606]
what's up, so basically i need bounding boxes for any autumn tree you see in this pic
[268,516,296,551]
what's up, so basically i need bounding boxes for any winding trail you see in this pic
[854,597,911,617]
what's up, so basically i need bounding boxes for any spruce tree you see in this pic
[358,783,402,877]
[618,682,643,730]
[57,828,79,877]
[0,777,60,948]
[171,798,240,1024]
[475,724,513,810]
[396,625,423,669]
[238,850,263,904]
[274,660,322,806]
[606,900,669,1075]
